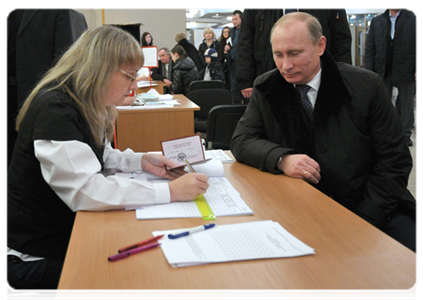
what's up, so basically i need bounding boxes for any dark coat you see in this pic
[177,38,206,73]
[365,9,416,83]
[231,51,415,229]
[199,61,224,81]
[8,9,88,107]
[171,57,199,95]
[198,39,221,56]
[151,59,174,81]
[236,9,352,90]
[151,59,174,93]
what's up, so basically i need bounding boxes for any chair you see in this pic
[206,104,247,150]
[188,80,224,92]
[5,292,48,300]
[186,88,233,133]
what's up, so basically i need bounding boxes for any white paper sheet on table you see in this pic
[115,159,253,219]
[153,220,315,267]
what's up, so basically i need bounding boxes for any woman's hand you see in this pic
[141,153,186,180]
[168,173,209,202]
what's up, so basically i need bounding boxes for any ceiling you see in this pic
[186,9,238,29]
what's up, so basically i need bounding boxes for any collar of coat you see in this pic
[255,51,352,128]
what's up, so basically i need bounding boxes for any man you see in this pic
[8,9,87,167]
[365,9,416,146]
[231,12,415,251]
[152,47,174,93]
[224,10,244,104]
[236,9,352,99]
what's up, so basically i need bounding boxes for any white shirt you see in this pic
[8,139,171,260]
[295,69,321,108]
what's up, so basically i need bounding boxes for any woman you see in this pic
[175,32,205,73]
[7,26,208,289]
[218,26,231,90]
[141,31,153,46]
[198,27,220,59]
[170,45,199,95]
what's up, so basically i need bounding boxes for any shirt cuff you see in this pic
[152,181,171,204]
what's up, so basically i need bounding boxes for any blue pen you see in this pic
[168,224,216,239]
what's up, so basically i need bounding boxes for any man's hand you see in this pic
[241,88,253,99]
[278,154,321,184]
[163,78,172,87]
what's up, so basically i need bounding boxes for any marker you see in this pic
[168,224,216,239]
[118,235,164,253]
[108,243,160,262]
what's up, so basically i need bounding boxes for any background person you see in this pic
[141,31,153,46]
[152,47,174,93]
[198,27,221,61]
[365,9,416,146]
[170,45,199,95]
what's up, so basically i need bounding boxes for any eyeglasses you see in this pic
[119,69,137,82]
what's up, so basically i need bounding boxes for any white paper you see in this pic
[153,220,315,267]
[205,150,234,163]
[135,176,252,219]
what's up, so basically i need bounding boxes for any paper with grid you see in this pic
[153,220,315,267]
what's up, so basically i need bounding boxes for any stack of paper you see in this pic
[153,220,315,267]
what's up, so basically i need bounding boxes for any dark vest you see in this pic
[8,87,104,259]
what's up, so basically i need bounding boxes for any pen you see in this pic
[108,242,161,262]
[118,235,164,253]
[184,159,196,173]
[168,223,216,239]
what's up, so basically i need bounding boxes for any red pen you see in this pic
[118,235,164,253]
[108,243,160,262]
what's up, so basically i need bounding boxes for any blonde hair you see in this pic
[16,26,144,147]
[203,27,215,39]
[271,12,323,45]
[175,32,186,42]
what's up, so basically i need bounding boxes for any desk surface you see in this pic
[58,154,415,289]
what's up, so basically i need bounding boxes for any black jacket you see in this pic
[199,61,224,81]
[198,39,221,57]
[171,57,199,95]
[231,51,415,229]
[236,9,352,90]
[177,38,206,73]
[365,9,416,83]
[8,9,88,107]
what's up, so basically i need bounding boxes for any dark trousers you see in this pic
[383,76,415,138]
[229,61,244,104]
[382,211,416,252]
[8,255,63,289]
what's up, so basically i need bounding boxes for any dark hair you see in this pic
[171,45,187,59]
[141,32,153,46]
[233,10,243,18]
[219,26,230,42]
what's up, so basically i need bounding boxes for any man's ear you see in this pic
[318,36,327,56]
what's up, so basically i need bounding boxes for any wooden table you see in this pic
[136,80,166,95]
[58,155,415,290]
[115,94,199,152]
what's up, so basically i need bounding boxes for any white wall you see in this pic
[75,9,186,51]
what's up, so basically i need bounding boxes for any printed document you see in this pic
[153,220,315,267]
